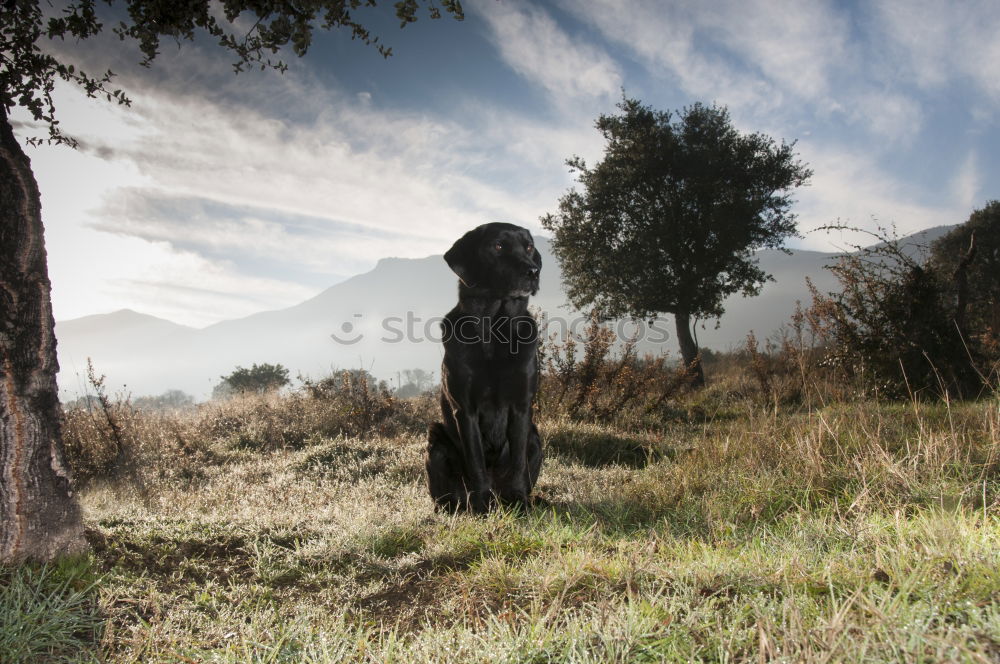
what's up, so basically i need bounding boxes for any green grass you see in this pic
[0,557,103,663]
[4,394,1000,662]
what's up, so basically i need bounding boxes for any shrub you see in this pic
[538,312,693,422]
[61,361,143,486]
[807,224,988,399]
[61,366,436,487]
[213,362,291,399]
[300,369,418,438]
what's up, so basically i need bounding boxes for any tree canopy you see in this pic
[215,363,290,397]
[541,97,811,384]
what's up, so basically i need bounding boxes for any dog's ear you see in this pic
[444,226,483,287]
[531,236,542,269]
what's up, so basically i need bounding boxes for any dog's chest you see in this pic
[470,349,536,397]
[478,405,512,458]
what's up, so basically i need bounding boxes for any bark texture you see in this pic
[0,111,86,562]
[674,311,705,387]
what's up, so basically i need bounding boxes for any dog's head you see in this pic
[444,222,542,297]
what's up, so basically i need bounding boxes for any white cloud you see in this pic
[25,69,597,325]
[22,0,998,331]
[478,2,622,106]
[92,191,410,269]
[27,133,315,326]
[873,0,1000,101]
[561,0,848,113]
[950,152,980,211]
[793,141,970,251]
[562,0,931,143]
[847,91,925,144]
[694,0,849,101]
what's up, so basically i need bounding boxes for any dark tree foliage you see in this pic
[216,363,290,397]
[541,97,811,385]
[929,201,1000,353]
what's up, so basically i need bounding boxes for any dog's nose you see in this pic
[527,267,539,278]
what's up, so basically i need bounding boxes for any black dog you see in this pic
[426,222,544,513]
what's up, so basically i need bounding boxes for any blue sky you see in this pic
[16,0,999,327]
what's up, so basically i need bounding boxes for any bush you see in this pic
[538,312,694,423]
[300,369,424,438]
[213,363,290,399]
[61,367,436,487]
[807,224,989,399]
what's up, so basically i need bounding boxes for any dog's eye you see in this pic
[494,242,503,252]
[526,244,534,254]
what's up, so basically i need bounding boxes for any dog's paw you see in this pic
[469,490,496,514]
[499,490,530,513]
[433,495,464,514]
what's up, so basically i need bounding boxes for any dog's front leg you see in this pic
[502,405,531,509]
[454,409,493,513]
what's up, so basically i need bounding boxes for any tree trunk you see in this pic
[674,311,705,387]
[0,111,86,563]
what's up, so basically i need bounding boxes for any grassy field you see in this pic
[4,385,1000,662]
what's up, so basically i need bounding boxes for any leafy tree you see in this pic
[214,363,290,398]
[1,0,462,562]
[541,98,811,386]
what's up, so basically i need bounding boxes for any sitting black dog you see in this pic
[426,222,544,513]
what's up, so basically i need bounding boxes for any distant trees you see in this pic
[542,98,811,386]
[214,364,290,399]
[301,368,389,397]
[396,368,435,397]
[66,389,194,412]
[133,390,196,412]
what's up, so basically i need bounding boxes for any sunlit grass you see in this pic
[4,392,1000,662]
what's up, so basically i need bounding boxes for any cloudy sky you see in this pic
[15,0,999,327]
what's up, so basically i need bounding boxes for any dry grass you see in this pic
[4,384,1000,662]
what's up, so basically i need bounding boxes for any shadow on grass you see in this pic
[353,521,545,631]
[544,427,677,468]
[534,498,682,537]
[85,521,316,589]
